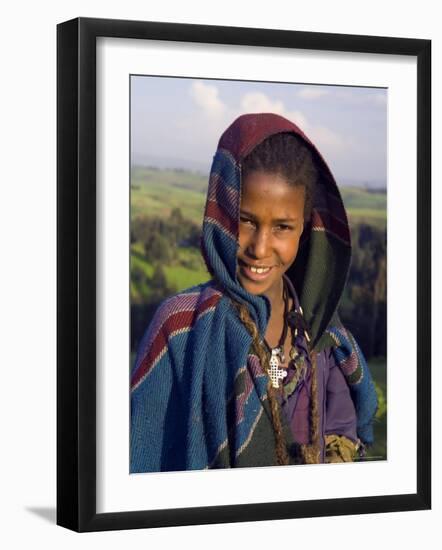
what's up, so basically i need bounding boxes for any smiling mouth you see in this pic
[238,260,275,280]
[248,265,271,274]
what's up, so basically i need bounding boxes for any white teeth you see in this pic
[249,266,270,274]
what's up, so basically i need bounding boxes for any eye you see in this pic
[275,223,293,232]
[240,216,256,228]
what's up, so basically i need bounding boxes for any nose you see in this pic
[246,227,272,259]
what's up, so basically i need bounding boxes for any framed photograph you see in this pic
[57,17,431,532]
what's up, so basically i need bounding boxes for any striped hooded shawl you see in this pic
[130,113,378,472]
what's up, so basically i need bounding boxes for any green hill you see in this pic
[132,166,386,226]
[131,241,209,304]
[341,186,386,228]
[131,166,207,224]
[340,186,386,210]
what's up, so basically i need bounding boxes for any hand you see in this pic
[325,434,359,463]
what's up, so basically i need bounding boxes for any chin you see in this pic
[237,274,271,296]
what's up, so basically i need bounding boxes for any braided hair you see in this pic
[235,132,320,465]
[233,300,290,465]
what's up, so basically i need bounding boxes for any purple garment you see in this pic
[279,275,358,462]
[280,349,358,462]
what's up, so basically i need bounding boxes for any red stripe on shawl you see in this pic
[233,354,267,424]
[235,370,255,424]
[207,174,239,220]
[311,209,350,244]
[204,199,238,237]
[340,352,359,377]
[131,294,220,389]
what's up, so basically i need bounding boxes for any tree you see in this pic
[340,222,387,359]
[151,264,168,289]
[144,233,172,263]
[170,207,184,224]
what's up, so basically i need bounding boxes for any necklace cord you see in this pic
[263,279,290,353]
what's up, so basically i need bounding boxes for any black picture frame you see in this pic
[57,17,431,532]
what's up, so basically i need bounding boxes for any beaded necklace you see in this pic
[264,278,311,389]
[263,281,289,389]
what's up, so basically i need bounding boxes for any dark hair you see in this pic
[241,132,317,221]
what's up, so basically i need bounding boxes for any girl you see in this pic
[130,112,378,472]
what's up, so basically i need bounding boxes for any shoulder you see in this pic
[131,281,223,391]
[323,325,367,387]
[155,280,223,322]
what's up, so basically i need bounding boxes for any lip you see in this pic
[238,260,275,282]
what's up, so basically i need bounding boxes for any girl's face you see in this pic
[237,171,305,303]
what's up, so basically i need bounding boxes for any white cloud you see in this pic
[189,81,227,118]
[186,85,353,165]
[237,91,349,155]
[297,87,330,100]
[240,91,285,114]
[307,124,348,154]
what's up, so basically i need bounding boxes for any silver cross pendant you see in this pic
[268,347,287,389]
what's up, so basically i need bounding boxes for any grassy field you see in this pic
[163,263,209,289]
[341,187,387,229]
[131,244,209,303]
[131,166,387,228]
[340,186,386,210]
[131,166,207,223]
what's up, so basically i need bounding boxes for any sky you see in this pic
[131,76,387,187]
